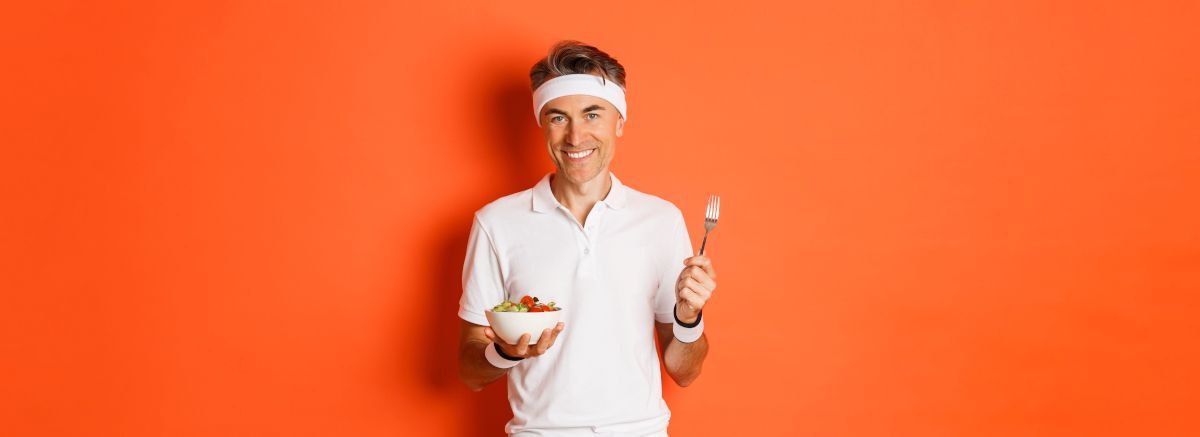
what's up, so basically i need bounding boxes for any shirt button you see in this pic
[584,248,590,255]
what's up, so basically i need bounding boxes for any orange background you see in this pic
[3,1,1198,436]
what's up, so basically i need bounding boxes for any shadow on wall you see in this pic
[419,52,547,436]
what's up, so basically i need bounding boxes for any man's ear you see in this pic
[616,117,625,137]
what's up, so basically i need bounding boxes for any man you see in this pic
[457,40,717,436]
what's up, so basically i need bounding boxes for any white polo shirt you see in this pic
[458,172,693,436]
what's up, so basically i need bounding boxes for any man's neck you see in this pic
[550,171,612,226]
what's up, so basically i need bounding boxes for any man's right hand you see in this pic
[484,322,565,359]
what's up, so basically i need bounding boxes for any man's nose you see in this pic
[566,124,588,147]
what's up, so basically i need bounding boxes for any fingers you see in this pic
[680,256,717,294]
[493,324,566,359]
[678,287,706,310]
[677,256,717,321]
[687,277,713,299]
[534,322,565,355]
[676,275,713,300]
[550,322,565,343]
[534,329,552,355]
[683,255,717,280]
[678,266,716,292]
[540,321,566,355]
[507,333,528,357]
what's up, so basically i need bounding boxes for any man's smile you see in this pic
[563,148,596,161]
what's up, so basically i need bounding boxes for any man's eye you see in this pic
[586,113,599,120]
[551,116,564,123]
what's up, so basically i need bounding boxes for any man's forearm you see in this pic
[663,333,708,387]
[459,338,507,391]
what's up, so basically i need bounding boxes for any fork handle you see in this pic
[698,229,711,256]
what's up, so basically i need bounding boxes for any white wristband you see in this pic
[673,316,705,343]
[484,342,523,369]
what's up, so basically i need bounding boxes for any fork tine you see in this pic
[715,195,720,220]
[706,195,713,219]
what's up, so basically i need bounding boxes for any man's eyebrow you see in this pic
[544,105,607,118]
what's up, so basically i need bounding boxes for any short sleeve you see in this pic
[458,214,506,326]
[654,209,694,323]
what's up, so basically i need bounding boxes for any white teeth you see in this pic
[566,149,595,159]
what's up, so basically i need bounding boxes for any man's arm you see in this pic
[655,254,717,387]
[656,322,708,387]
[458,320,506,392]
[459,319,566,391]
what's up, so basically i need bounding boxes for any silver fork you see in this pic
[698,195,720,255]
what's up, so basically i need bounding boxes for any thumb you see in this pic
[484,327,497,342]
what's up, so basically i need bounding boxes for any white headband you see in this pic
[532,74,627,126]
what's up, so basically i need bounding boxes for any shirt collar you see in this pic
[531,172,628,213]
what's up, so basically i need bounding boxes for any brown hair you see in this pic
[529,40,627,91]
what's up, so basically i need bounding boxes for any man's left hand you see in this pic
[675,255,717,324]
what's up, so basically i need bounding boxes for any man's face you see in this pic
[539,94,625,185]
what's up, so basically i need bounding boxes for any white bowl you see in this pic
[485,309,565,345]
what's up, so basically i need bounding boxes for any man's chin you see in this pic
[558,166,602,185]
